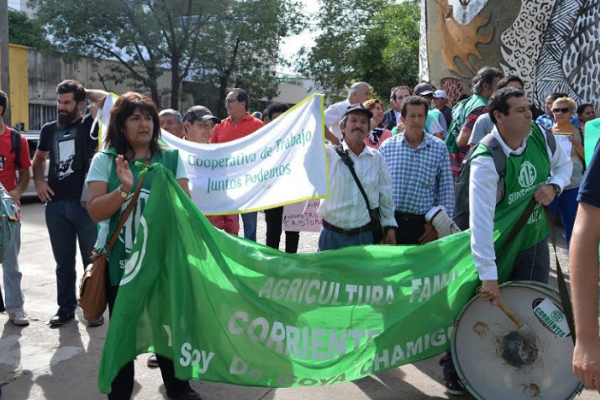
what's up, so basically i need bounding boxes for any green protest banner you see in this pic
[98,165,532,393]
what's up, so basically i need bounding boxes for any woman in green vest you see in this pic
[86,92,200,400]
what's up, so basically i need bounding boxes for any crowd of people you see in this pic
[0,66,599,398]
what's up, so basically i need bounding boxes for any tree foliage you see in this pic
[298,0,420,102]
[30,0,303,112]
[8,10,51,49]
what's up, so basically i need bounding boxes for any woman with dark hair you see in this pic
[86,92,199,400]
[577,103,597,135]
[362,99,393,150]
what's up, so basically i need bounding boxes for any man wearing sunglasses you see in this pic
[210,88,264,242]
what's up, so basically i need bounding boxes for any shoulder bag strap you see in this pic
[106,158,151,250]
[334,145,373,211]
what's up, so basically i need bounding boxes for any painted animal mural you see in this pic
[420,0,600,111]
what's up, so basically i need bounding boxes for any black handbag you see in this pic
[335,146,386,243]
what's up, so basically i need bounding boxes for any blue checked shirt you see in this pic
[379,132,455,216]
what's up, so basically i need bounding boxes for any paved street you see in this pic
[0,200,598,399]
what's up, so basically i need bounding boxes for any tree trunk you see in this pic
[217,74,229,118]
[170,53,181,110]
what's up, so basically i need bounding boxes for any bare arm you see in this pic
[571,201,600,392]
[32,149,54,202]
[7,168,31,202]
[177,178,191,198]
[456,128,471,148]
[324,127,340,145]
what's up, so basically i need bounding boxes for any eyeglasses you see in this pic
[225,99,238,104]
[421,93,434,98]
[552,107,571,114]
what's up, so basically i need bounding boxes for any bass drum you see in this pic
[451,281,583,400]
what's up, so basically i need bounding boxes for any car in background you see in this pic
[22,130,46,199]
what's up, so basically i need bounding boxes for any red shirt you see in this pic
[0,126,31,191]
[210,113,264,143]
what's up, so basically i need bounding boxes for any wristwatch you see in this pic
[118,185,129,199]
[550,183,561,195]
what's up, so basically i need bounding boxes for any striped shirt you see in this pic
[379,132,455,216]
[318,142,397,229]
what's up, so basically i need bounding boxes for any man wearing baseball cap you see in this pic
[413,83,446,138]
[183,106,221,144]
[433,90,453,128]
[318,104,397,250]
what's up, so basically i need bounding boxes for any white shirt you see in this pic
[324,99,351,141]
[318,142,397,229]
[470,127,572,280]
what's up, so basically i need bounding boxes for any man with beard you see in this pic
[32,80,101,327]
[379,96,454,245]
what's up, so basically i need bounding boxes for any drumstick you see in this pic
[497,302,523,328]
[497,300,536,341]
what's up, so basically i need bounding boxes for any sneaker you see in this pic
[87,315,104,327]
[8,310,30,326]
[49,310,75,327]
[444,378,466,396]
[147,354,159,368]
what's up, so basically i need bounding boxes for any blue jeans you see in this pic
[318,226,374,251]
[241,212,257,242]
[549,187,579,250]
[45,199,97,313]
[2,222,24,312]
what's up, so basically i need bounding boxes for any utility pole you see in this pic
[0,0,11,125]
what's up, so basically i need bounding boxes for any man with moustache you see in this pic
[318,104,397,250]
[32,80,101,327]
[379,96,454,245]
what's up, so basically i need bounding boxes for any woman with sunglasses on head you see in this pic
[550,96,584,251]
[362,99,393,150]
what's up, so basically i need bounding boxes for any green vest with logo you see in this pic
[102,147,181,286]
[445,94,487,154]
[471,128,551,251]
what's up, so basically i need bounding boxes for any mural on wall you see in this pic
[423,0,600,112]
[419,0,430,82]
[437,0,494,78]
[440,77,465,107]
[533,0,600,109]
[500,0,557,98]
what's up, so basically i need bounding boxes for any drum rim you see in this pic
[449,280,584,400]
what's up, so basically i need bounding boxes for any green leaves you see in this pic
[297,0,419,103]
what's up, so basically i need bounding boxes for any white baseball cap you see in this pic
[433,90,447,99]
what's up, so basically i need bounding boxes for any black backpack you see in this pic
[9,128,22,170]
[453,124,556,230]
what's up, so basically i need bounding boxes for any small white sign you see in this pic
[282,200,322,232]
[533,298,570,339]
[554,133,573,159]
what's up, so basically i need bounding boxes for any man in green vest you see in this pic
[445,66,504,178]
[440,87,572,395]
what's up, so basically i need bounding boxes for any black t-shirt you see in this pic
[578,142,600,208]
[37,114,98,201]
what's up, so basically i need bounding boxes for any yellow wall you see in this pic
[0,44,29,130]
